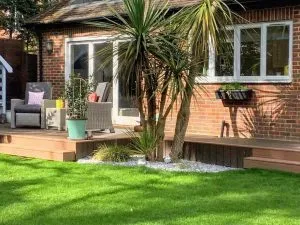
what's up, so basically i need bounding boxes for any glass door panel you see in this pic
[70,44,89,79]
[117,43,139,118]
[93,43,113,83]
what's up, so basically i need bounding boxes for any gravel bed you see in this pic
[77,156,239,173]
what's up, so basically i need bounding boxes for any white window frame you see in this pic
[196,21,293,84]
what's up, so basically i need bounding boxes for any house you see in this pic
[26,0,300,141]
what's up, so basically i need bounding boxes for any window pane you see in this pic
[216,31,234,76]
[70,44,89,79]
[240,28,261,76]
[93,42,113,83]
[266,25,289,76]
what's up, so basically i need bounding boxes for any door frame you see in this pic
[64,36,140,126]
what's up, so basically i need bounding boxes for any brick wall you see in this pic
[40,5,300,141]
[165,5,300,141]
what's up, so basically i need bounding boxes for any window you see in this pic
[202,21,292,83]
[240,28,261,77]
[216,30,234,77]
[266,25,290,76]
[70,44,89,79]
[68,40,114,83]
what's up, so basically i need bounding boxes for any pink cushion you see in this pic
[88,92,98,102]
[28,91,44,105]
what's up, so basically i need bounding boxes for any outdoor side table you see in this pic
[46,108,66,131]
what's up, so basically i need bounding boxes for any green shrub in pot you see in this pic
[65,74,92,140]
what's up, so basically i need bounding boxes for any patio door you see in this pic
[65,37,140,125]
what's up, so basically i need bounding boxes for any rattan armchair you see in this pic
[86,82,115,133]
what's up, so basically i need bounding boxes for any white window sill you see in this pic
[195,76,292,84]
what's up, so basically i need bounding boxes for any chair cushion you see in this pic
[96,82,110,102]
[88,92,98,102]
[25,82,52,104]
[28,91,44,105]
[14,104,41,113]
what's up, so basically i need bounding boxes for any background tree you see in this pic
[0,0,57,52]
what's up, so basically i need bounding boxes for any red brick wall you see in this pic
[165,5,300,141]
[40,5,300,141]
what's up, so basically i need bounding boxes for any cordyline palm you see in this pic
[170,0,239,161]
[87,0,191,160]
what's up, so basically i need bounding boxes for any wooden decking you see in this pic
[165,134,300,151]
[1,124,300,173]
[0,124,131,161]
[165,134,300,173]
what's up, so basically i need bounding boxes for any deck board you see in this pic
[165,134,300,152]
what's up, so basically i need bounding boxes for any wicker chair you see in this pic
[86,82,115,133]
[11,82,55,128]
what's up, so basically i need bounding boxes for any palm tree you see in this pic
[88,0,191,160]
[170,0,239,161]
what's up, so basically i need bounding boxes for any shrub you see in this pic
[127,129,157,159]
[220,83,248,91]
[93,144,132,162]
[64,74,93,120]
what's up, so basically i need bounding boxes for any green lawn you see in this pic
[0,154,300,225]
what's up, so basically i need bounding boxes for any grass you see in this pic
[0,154,300,225]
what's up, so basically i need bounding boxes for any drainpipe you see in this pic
[38,31,43,82]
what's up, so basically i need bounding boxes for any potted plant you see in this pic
[215,83,253,101]
[65,74,91,140]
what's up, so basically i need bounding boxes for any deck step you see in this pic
[253,148,300,161]
[0,144,75,161]
[0,134,77,151]
[244,157,300,173]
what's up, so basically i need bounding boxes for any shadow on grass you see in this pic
[1,155,300,225]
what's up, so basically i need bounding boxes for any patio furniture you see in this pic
[11,82,55,128]
[46,108,66,131]
[86,82,115,134]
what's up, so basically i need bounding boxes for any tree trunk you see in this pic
[137,72,146,128]
[156,117,166,161]
[155,71,170,161]
[170,74,196,161]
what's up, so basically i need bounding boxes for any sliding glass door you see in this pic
[66,38,139,125]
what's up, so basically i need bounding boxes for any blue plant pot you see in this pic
[66,119,87,140]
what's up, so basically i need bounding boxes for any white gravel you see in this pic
[77,156,239,173]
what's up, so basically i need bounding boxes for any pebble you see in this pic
[77,156,239,173]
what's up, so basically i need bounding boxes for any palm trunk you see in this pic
[155,70,170,161]
[137,71,146,128]
[156,117,166,161]
[170,72,196,162]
